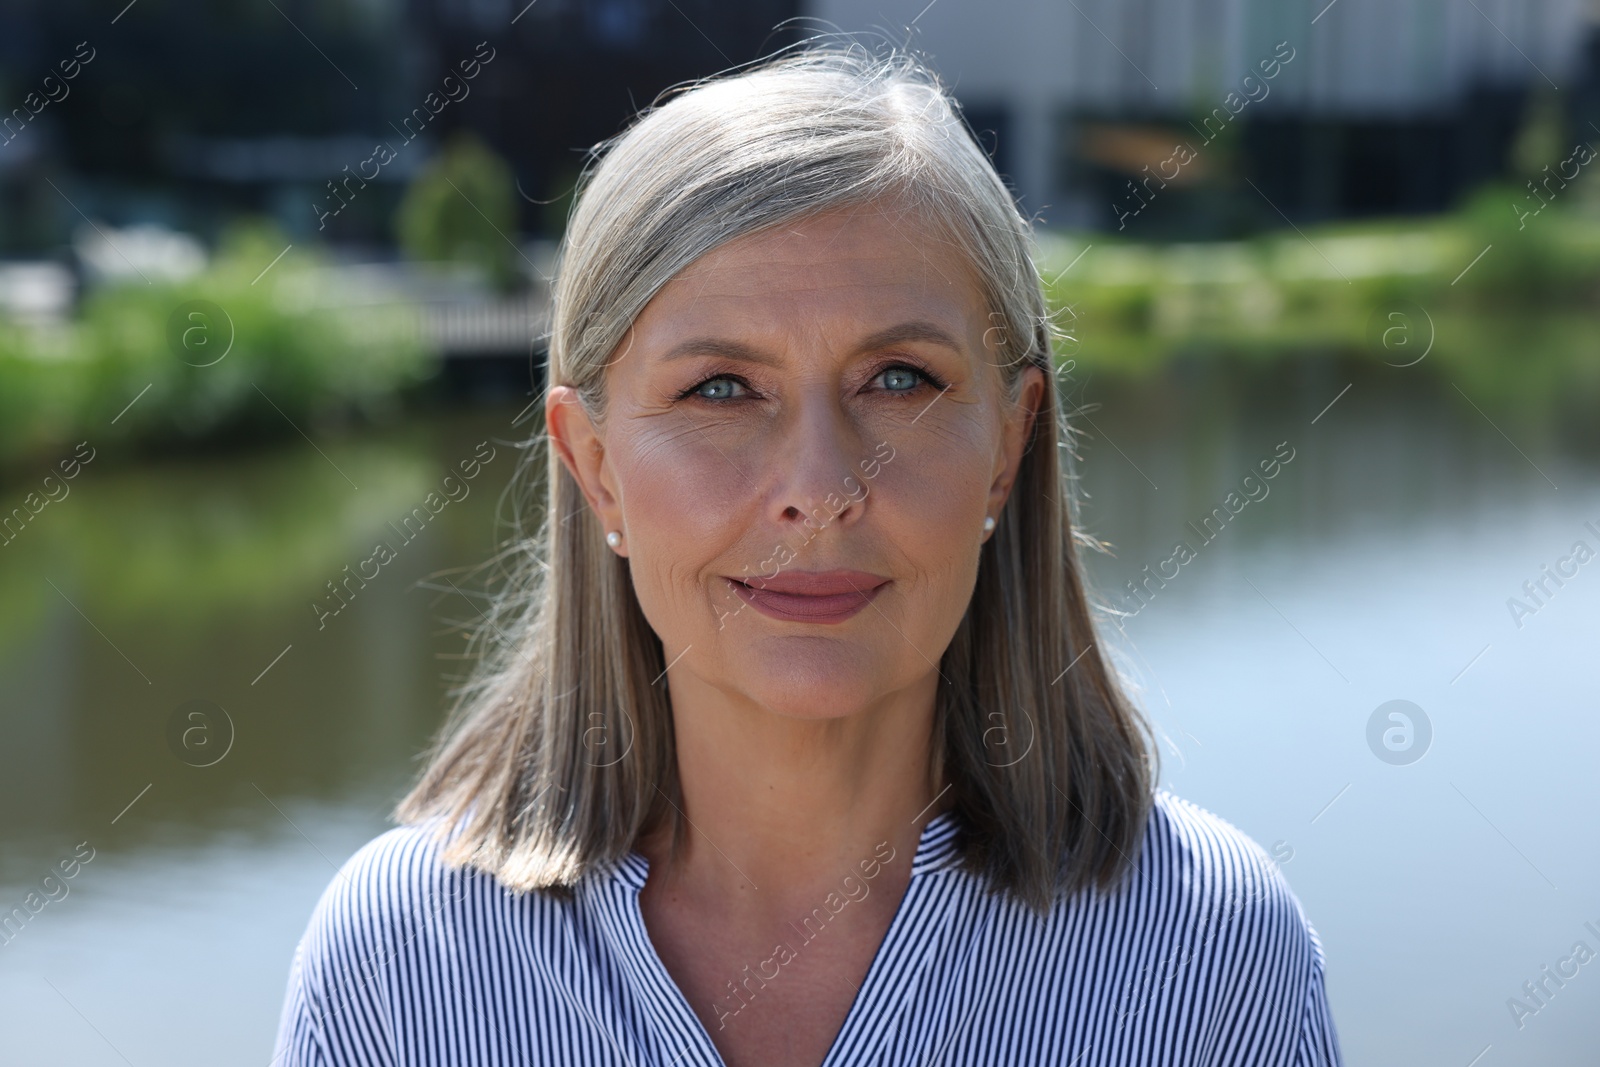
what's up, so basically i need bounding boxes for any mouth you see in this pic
[724,570,889,624]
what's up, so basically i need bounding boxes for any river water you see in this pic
[0,359,1595,1065]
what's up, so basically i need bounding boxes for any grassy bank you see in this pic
[0,222,436,477]
[1038,184,1600,413]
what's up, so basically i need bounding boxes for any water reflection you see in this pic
[1070,360,1599,1067]
[0,361,1595,1065]
[0,405,531,889]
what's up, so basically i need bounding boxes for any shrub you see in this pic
[395,131,520,292]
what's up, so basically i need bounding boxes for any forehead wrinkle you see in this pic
[668,255,723,319]
[653,273,955,358]
[809,198,879,260]
[876,203,964,293]
[840,195,971,299]
[675,223,807,285]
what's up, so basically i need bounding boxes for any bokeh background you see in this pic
[1,1,1597,1064]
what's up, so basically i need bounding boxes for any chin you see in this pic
[738,646,886,719]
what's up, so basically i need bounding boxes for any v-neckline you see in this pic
[590,811,966,1067]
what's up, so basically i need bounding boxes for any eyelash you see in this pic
[674,360,948,403]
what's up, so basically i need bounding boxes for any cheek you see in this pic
[625,421,769,535]
[613,426,752,616]
[871,480,966,596]
[876,412,995,534]
[865,420,995,608]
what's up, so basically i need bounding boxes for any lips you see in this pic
[725,569,889,624]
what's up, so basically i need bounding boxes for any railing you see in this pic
[417,292,550,357]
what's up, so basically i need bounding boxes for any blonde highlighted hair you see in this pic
[395,37,1158,915]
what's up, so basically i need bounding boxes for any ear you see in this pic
[986,366,1046,526]
[545,385,626,555]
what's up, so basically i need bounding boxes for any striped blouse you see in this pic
[272,788,1342,1066]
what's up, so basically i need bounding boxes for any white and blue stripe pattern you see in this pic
[272,789,1342,1065]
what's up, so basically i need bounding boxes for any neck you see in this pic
[641,672,945,918]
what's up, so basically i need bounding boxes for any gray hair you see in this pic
[395,39,1158,915]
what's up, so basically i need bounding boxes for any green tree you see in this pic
[1510,86,1566,184]
[395,132,520,291]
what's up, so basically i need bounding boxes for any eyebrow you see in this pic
[657,320,967,367]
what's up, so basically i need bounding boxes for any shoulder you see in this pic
[1145,790,1292,889]
[1141,788,1314,939]
[275,821,472,1065]
[296,818,491,967]
[1145,793,1344,1062]
[288,817,526,1018]
[1138,790,1334,1023]
[1145,793,1292,895]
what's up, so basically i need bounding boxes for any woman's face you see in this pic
[549,199,1045,724]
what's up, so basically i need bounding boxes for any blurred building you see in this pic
[404,0,802,234]
[2,0,1599,252]
[0,0,805,251]
[810,0,1597,231]
[0,0,424,252]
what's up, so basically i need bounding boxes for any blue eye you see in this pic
[881,366,923,392]
[676,375,751,402]
[872,363,948,399]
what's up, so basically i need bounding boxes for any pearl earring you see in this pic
[605,531,622,549]
[982,516,996,534]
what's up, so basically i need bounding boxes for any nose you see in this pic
[769,387,871,539]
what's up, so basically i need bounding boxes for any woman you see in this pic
[273,42,1342,1067]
